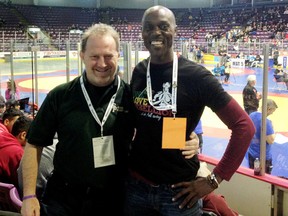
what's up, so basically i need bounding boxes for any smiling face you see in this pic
[80,34,119,87]
[142,6,177,64]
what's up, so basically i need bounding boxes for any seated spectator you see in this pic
[5,99,20,110]
[247,55,256,67]
[0,95,5,103]
[274,64,288,90]
[0,102,6,121]
[247,99,278,174]
[0,115,32,188]
[11,115,33,147]
[1,108,23,133]
[250,54,262,67]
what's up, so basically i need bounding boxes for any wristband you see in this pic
[22,194,37,200]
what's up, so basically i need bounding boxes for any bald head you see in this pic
[141,5,177,64]
[142,5,176,28]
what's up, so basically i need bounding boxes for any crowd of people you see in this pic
[0,4,285,216]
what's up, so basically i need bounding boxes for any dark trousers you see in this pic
[40,172,125,216]
[248,153,273,174]
[224,73,230,82]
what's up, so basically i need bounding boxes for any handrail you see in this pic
[198,154,288,189]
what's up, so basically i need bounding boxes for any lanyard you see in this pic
[80,75,121,137]
[146,53,178,116]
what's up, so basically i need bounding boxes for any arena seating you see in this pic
[1,2,288,53]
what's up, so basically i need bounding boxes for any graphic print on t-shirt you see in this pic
[152,82,172,107]
[133,82,173,121]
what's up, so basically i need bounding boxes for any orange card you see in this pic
[162,117,186,149]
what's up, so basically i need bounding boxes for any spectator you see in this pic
[0,114,31,188]
[11,115,33,147]
[273,64,288,90]
[242,75,262,115]
[5,99,21,110]
[0,102,6,121]
[247,99,278,174]
[273,48,279,65]
[0,95,5,103]
[250,54,262,68]
[125,5,255,215]
[1,108,23,133]
[5,79,20,101]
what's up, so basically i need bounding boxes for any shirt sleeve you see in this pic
[213,98,256,181]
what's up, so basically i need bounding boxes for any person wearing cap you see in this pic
[247,99,278,174]
[242,75,262,115]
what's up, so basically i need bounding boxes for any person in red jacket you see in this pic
[0,109,26,188]
[0,124,23,187]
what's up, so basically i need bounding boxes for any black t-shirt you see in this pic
[27,74,135,187]
[129,56,232,184]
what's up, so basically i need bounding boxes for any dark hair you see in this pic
[5,99,20,110]
[2,108,23,122]
[11,116,33,137]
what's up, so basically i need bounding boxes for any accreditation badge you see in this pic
[162,117,186,149]
[92,135,115,168]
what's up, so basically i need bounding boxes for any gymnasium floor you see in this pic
[0,58,287,178]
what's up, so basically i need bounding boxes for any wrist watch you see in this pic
[211,173,219,185]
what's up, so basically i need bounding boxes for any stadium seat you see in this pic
[0,182,22,213]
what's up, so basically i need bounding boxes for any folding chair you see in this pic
[0,182,22,213]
